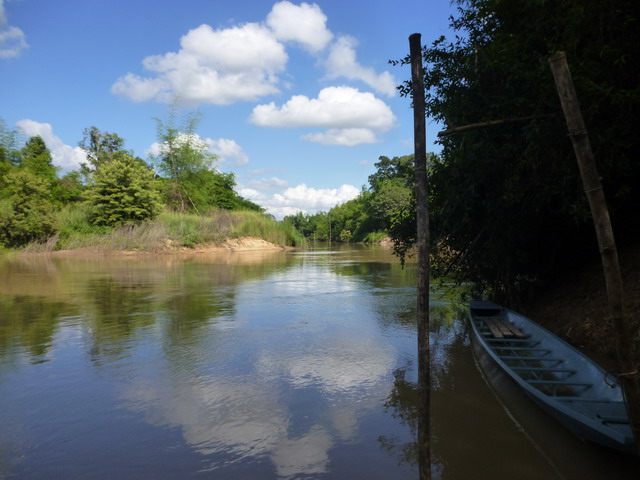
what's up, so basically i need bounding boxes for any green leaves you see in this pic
[151,109,257,213]
[85,154,162,227]
[393,0,640,297]
[0,170,58,247]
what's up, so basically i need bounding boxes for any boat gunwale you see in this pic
[469,300,633,452]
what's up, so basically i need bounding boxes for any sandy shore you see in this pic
[21,236,294,258]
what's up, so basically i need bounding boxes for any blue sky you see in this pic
[1,0,456,218]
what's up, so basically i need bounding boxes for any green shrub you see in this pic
[85,154,162,227]
[0,170,57,247]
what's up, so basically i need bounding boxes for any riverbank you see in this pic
[1,208,305,257]
[20,236,293,259]
[525,244,640,370]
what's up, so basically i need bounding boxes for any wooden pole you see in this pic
[409,32,431,480]
[549,51,640,454]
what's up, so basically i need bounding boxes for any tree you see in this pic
[0,117,20,165]
[21,136,58,184]
[0,118,20,196]
[151,109,254,213]
[85,153,162,227]
[56,171,84,204]
[370,178,413,224]
[368,155,415,192]
[393,0,640,298]
[78,126,126,174]
[152,111,218,212]
[0,170,57,247]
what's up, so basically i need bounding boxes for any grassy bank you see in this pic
[19,205,305,253]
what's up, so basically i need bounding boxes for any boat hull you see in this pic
[469,300,636,455]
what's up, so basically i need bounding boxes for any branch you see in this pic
[437,114,555,137]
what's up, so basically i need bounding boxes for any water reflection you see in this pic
[0,295,69,363]
[0,248,637,479]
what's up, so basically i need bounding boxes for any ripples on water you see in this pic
[0,246,637,479]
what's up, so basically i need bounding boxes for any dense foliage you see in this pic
[0,170,57,247]
[84,153,163,227]
[392,0,640,300]
[0,111,266,249]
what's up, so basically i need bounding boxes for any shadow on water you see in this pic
[380,299,640,479]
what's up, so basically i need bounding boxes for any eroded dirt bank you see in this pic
[20,236,293,258]
[525,244,640,370]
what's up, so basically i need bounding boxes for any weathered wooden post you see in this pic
[409,32,431,479]
[549,51,640,454]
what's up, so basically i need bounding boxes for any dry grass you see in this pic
[17,206,303,254]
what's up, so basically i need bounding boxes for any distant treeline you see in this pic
[283,154,419,247]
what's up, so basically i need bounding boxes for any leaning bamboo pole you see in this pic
[548,51,640,455]
[409,33,431,480]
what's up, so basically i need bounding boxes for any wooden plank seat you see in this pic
[483,317,527,339]
[486,338,540,345]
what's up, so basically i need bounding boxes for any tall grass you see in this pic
[230,211,306,247]
[160,209,238,247]
[20,206,304,252]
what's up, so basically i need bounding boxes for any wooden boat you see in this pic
[469,300,636,455]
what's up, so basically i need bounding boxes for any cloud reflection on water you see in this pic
[119,308,396,477]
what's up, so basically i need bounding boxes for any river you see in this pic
[0,245,637,479]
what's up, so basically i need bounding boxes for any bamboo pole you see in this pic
[409,32,431,480]
[548,51,640,454]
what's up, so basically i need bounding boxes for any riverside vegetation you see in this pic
[0,109,425,256]
[0,113,303,253]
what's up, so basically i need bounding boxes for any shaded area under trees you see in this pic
[391,0,640,302]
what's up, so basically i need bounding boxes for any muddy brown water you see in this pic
[0,245,637,479]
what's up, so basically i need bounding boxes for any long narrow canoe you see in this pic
[469,300,636,455]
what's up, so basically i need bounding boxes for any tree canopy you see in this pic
[0,170,57,247]
[84,153,163,227]
[151,111,261,213]
[79,126,126,172]
[392,0,640,300]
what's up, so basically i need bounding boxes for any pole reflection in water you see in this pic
[0,246,638,479]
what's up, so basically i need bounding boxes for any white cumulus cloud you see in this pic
[324,36,397,97]
[146,133,210,158]
[112,22,287,105]
[16,119,86,172]
[111,1,396,111]
[301,128,378,146]
[0,0,27,59]
[266,1,333,52]
[249,176,289,191]
[249,86,395,146]
[239,183,360,218]
[205,138,249,166]
[146,133,248,167]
